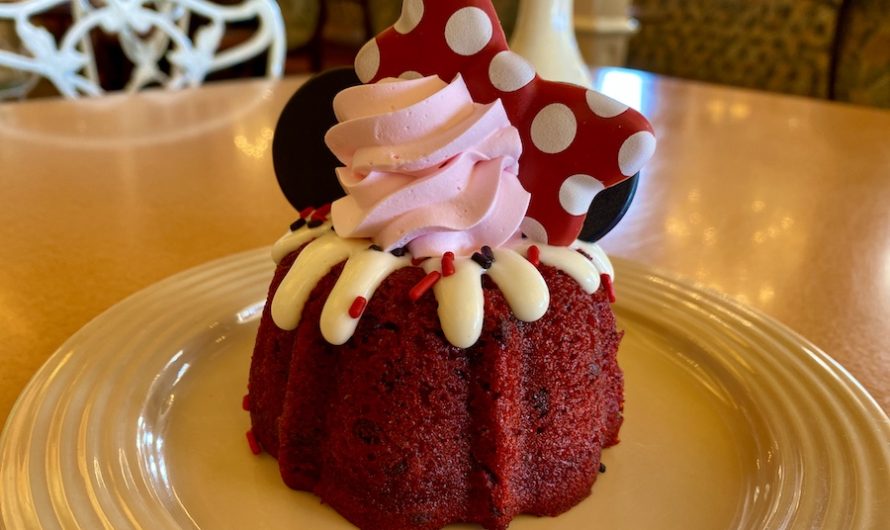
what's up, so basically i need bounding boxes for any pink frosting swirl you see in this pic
[325,75,529,257]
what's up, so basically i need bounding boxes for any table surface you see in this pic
[1,69,888,428]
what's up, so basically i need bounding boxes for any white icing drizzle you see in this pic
[271,221,334,263]
[424,258,485,348]
[488,248,549,321]
[320,250,410,344]
[534,243,602,294]
[269,224,615,348]
[573,240,615,279]
[271,232,368,330]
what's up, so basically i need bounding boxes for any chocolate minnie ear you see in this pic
[273,67,361,210]
[578,173,638,242]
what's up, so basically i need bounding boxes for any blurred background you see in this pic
[1,0,888,107]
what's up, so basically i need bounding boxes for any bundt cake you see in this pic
[248,234,623,530]
[246,2,655,528]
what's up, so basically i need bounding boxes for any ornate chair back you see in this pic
[0,0,286,98]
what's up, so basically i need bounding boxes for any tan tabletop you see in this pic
[1,70,888,428]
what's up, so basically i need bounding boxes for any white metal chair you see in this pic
[0,0,286,98]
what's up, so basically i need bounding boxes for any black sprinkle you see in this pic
[330,225,336,231]
[352,419,381,445]
[521,233,528,239]
[369,244,383,252]
[391,247,408,257]
[471,252,492,269]
[599,463,607,473]
[480,245,494,260]
[307,219,323,228]
[289,218,306,231]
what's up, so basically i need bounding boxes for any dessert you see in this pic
[247,1,654,529]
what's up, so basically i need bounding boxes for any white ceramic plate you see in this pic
[2,249,888,530]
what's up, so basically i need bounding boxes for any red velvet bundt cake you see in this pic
[249,238,623,530]
[246,2,655,528]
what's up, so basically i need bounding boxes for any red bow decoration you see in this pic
[353,0,655,246]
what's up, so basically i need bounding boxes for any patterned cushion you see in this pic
[367,0,518,36]
[627,0,844,98]
[833,0,890,108]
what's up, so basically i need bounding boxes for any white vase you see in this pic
[509,0,591,88]
[574,0,639,67]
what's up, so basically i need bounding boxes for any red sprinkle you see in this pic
[527,245,541,267]
[246,430,261,455]
[411,256,429,266]
[349,296,367,318]
[242,394,251,411]
[601,273,616,304]
[409,271,442,302]
[299,206,314,219]
[311,203,331,220]
[441,252,455,277]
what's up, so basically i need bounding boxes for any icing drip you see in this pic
[573,240,615,279]
[424,258,484,348]
[271,221,334,263]
[269,224,614,348]
[535,244,602,294]
[320,250,410,344]
[487,248,548,322]
[271,232,368,329]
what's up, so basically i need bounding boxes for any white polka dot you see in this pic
[394,0,424,34]
[399,70,424,80]
[585,90,628,118]
[488,51,535,92]
[559,174,605,216]
[530,104,577,154]
[618,131,656,176]
[521,217,548,243]
[444,7,492,56]
[355,39,380,83]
